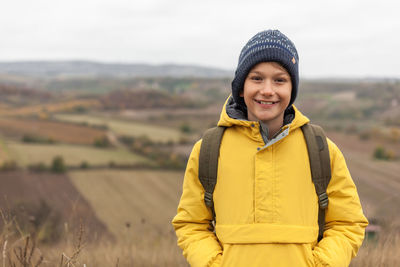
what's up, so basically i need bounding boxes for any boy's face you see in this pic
[240,62,292,127]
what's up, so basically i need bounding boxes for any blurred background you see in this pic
[0,0,399,266]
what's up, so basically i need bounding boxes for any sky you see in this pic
[1,0,400,78]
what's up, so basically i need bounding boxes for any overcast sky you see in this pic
[1,0,399,78]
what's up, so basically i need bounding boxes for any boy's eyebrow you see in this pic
[249,70,290,76]
[248,70,263,75]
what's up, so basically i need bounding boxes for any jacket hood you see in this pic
[217,95,309,132]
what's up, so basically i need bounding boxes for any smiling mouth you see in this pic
[254,100,279,105]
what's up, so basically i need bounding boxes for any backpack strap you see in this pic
[198,126,226,222]
[301,123,332,241]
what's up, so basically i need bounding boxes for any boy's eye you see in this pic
[250,75,263,81]
[275,78,288,83]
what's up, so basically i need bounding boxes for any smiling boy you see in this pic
[241,62,292,139]
[172,30,368,267]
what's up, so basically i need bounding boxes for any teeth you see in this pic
[259,100,274,104]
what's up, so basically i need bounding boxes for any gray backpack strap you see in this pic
[198,126,226,222]
[301,123,332,242]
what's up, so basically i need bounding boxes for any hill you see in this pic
[0,61,233,78]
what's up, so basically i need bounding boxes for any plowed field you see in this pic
[0,118,106,144]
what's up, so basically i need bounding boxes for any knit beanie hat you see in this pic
[231,30,299,109]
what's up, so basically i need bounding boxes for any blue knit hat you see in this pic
[231,30,299,109]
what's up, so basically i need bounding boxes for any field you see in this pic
[4,141,152,167]
[0,137,10,164]
[0,118,106,145]
[0,99,101,116]
[69,169,183,240]
[54,113,184,142]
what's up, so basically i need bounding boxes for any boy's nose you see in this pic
[260,80,275,96]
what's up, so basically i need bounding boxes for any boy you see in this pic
[172,29,368,267]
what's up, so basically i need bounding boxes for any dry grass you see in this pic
[1,210,186,267]
[43,234,187,267]
[1,218,399,266]
[351,224,400,267]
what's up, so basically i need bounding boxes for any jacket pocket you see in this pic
[217,243,316,266]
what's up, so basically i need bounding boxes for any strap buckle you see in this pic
[318,192,329,209]
[204,191,214,208]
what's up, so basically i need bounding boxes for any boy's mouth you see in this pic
[254,100,278,105]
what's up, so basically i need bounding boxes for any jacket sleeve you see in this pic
[172,140,223,267]
[313,139,368,267]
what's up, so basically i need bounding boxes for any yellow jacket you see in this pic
[172,98,368,267]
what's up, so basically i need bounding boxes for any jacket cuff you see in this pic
[313,251,329,267]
